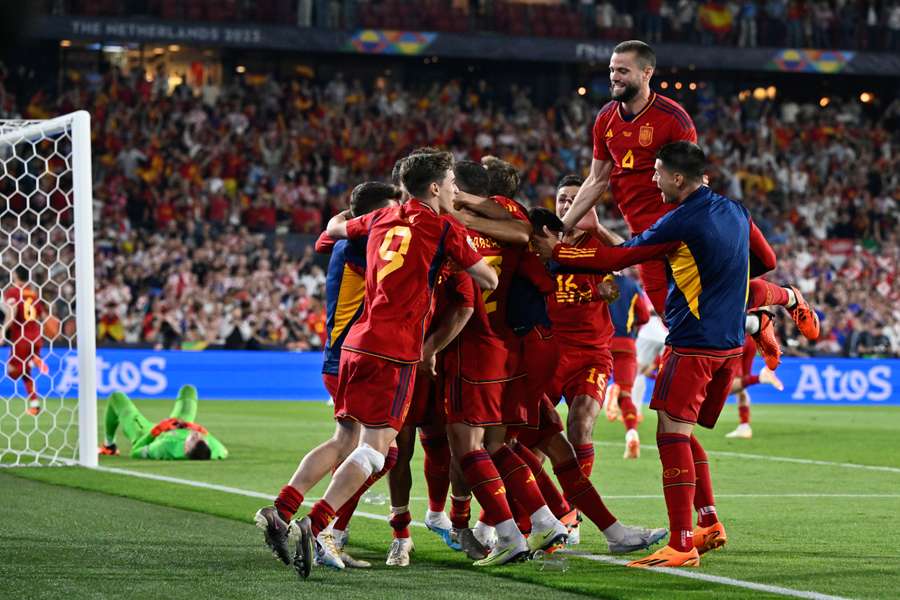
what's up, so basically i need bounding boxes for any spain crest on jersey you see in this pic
[639,125,654,147]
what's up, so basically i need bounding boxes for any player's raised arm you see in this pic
[453,196,531,245]
[325,210,352,239]
[560,157,613,232]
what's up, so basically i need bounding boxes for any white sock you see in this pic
[745,313,760,335]
[785,287,797,308]
[391,505,409,517]
[425,509,451,528]
[529,505,557,531]
[602,521,626,542]
[493,518,519,542]
[473,520,497,545]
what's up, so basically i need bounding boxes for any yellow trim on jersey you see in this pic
[668,243,702,320]
[626,293,639,333]
[329,264,366,345]
[616,92,657,122]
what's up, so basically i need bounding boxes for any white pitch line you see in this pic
[90,465,855,600]
[593,441,900,474]
[563,551,851,600]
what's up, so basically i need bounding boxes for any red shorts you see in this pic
[549,343,611,406]
[7,336,42,379]
[650,346,743,429]
[637,259,668,316]
[444,334,523,427]
[610,337,638,389]
[511,330,559,427]
[512,395,564,449]
[335,350,417,431]
[405,365,444,429]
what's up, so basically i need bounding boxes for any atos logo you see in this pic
[791,365,892,402]
[56,355,168,396]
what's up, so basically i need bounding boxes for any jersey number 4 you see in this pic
[621,149,635,169]
[376,226,412,282]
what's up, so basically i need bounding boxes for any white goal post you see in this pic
[0,110,97,467]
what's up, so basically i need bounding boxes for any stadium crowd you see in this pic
[1,63,897,356]
[41,0,900,52]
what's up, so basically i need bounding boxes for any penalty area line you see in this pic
[93,465,852,600]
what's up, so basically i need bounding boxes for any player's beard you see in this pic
[611,81,639,103]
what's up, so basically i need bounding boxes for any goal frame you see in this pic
[0,110,97,467]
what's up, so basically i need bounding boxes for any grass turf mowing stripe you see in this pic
[593,441,900,474]
[563,552,851,600]
[93,464,853,600]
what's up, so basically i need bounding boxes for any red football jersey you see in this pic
[343,199,482,364]
[593,92,697,234]
[547,234,614,349]
[3,286,42,340]
[432,269,477,331]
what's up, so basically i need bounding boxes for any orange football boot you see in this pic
[692,521,727,555]
[787,285,820,341]
[750,309,781,370]
[627,544,700,568]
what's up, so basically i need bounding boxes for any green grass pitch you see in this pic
[2,400,899,599]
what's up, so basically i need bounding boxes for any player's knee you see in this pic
[346,442,385,478]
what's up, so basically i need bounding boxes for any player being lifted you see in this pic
[559,40,819,366]
[2,267,49,416]
[291,152,498,578]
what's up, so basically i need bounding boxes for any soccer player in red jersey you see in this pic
[386,267,476,566]
[534,142,752,567]
[266,153,497,578]
[607,271,651,458]
[558,40,697,317]
[442,160,569,565]
[258,181,399,569]
[545,175,617,472]
[2,267,48,416]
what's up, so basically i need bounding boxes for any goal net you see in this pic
[0,111,97,467]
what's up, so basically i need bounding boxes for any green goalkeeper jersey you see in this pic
[131,429,228,460]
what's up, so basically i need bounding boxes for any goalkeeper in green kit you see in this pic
[98,384,228,460]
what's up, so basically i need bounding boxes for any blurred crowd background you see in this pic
[0,1,896,357]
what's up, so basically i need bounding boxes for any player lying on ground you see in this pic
[534,141,753,567]
[98,384,227,460]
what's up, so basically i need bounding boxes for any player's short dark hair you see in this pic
[481,156,520,198]
[556,174,584,190]
[528,207,564,232]
[393,147,441,186]
[13,266,28,282]
[657,141,706,182]
[349,182,401,217]
[453,160,491,197]
[186,439,212,460]
[401,151,454,199]
[613,40,656,70]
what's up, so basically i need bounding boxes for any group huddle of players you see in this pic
[254,39,820,576]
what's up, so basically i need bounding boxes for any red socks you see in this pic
[657,433,695,552]
[420,431,451,513]
[307,499,336,537]
[553,458,616,530]
[333,446,399,531]
[274,485,304,523]
[690,435,718,527]
[512,443,570,518]
[450,495,471,529]
[390,509,412,539]
[573,444,595,477]
[460,449,513,526]
[618,393,639,431]
[491,445,546,516]
[748,279,790,310]
[739,405,751,424]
